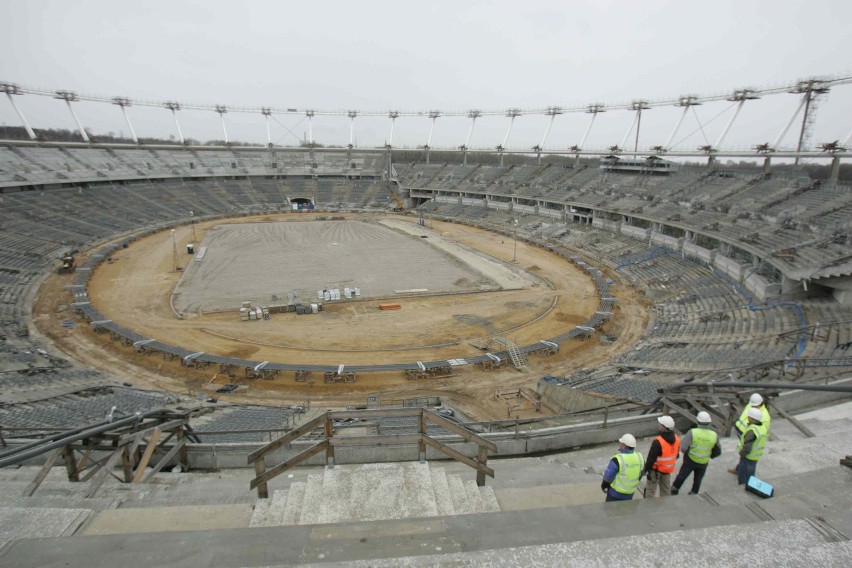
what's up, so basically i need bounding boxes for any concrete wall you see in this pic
[592,218,620,232]
[714,254,747,282]
[682,242,714,264]
[650,232,680,249]
[743,271,781,303]
[621,225,650,241]
[539,383,618,413]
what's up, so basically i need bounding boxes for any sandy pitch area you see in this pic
[32,212,650,420]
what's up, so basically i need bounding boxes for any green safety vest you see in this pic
[737,422,768,461]
[688,427,718,465]
[611,451,645,495]
[735,404,771,433]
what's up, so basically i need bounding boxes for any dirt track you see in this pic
[32,212,650,421]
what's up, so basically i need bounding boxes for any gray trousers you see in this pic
[644,469,672,497]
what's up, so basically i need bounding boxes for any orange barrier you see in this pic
[378,303,402,310]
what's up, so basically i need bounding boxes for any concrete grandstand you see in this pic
[1,78,851,566]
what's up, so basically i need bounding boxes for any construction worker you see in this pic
[734,393,771,436]
[643,415,680,498]
[671,411,722,495]
[601,433,645,502]
[736,407,768,485]
[729,393,771,474]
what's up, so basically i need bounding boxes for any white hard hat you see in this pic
[696,411,712,424]
[747,407,763,421]
[619,433,637,448]
[749,393,764,406]
[658,415,675,430]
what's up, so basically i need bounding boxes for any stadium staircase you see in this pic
[0,405,850,567]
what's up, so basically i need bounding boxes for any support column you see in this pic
[215,105,229,145]
[536,107,561,164]
[387,111,399,148]
[347,110,357,148]
[763,156,772,176]
[715,89,758,151]
[112,97,138,144]
[165,102,184,144]
[499,108,520,167]
[664,96,699,151]
[830,155,841,182]
[462,110,481,166]
[2,83,36,140]
[262,108,272,147]
[55,91,89,142]
[631,100,649,153]
[425,111,440,165]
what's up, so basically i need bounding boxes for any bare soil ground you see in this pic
[32,212,650,421]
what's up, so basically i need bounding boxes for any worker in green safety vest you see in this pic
[671,411,722,495]
[729,392,770,475]
[601,433,646,502]
[736,407,768,486]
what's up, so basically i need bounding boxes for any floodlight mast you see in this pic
[498,109,521,166]
[461,110,481,165]
[164,102,184,144]
[261,108,272,147]
[1,83,36,140]
[112,97,138,144]
[215,105,229,145]
[386,111,399,148]
[55,91,89,142]
[792,79,830,168]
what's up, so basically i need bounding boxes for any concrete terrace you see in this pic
[0,402,850,567]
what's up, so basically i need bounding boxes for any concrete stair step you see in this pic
[0,506,92,551]
[248,497,270,528]
[281,481,305,525]
[446,474,471,513]
[0,498,800,567]
[702,465,852,520]
[462,479,486,513]
[298,473,324,525]
[314,516,848,567]
[80,503,254,536]
[0,494,121,512]
[429,467,455,516]
[479,486,500,513]
[259,489,289,527]
[315,462,438,525]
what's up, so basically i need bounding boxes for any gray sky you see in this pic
[1,0,851,153]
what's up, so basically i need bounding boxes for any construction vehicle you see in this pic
[388,181,405,211]
[58,253,76,273]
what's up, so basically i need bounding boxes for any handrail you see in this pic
[247,408,497,498]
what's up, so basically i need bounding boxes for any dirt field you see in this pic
[32,212,651,421]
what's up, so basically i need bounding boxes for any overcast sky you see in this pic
[1,0,851,154]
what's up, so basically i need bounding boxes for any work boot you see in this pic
[671,488,679,495]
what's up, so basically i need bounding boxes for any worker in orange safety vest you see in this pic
[643,415,680,498]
